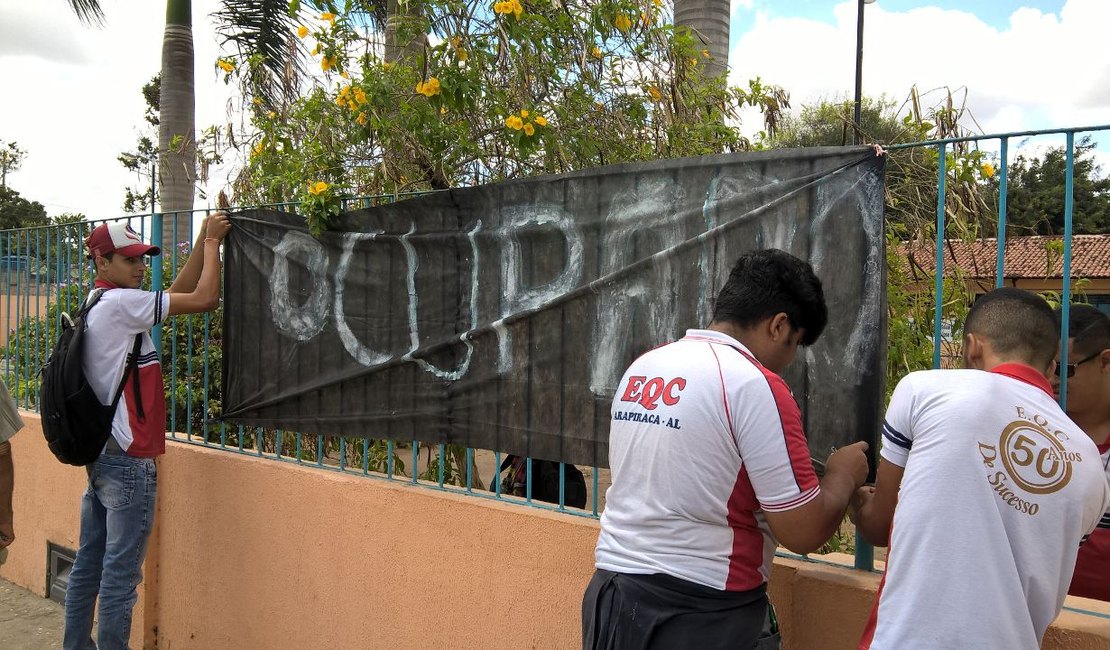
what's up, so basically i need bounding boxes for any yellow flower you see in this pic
[981,162,996,178]
[702,49,711,58]
[217,59,235,73]
[297,25,309,38]
[348,100,358,111]
[311,45,320,56]
[266,110,276,118]
[523,123,535,136]
[339,85,351,97]
[533,115,547,127]
[688,57,698,67]
[253,141,266,156]
[335,95,347,107]
[321,12,336,22]
[614,14,632,33]
[512,0,523,18]
[356,112,368,126]
[457,48,469,62]
[308,181,329,195]
[653,0,661,6]
[340,71,349,79]
[322,56,336,71]
[451,36,462,48]
[592,46,602,59]
[252,97,263,105]
[648,86,662,102]
[520,109,529,118]
[494,1,511,14]
[641,11,650,26]
[354,88,368,105]
[505,115,524,130]
[415,77,441,97]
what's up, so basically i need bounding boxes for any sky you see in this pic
[0,1,1107,220]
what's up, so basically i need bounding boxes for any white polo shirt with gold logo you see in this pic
[860,364,1110,650]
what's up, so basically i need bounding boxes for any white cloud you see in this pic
[0,0,237,219]
[728,0,1110,141]
[0,4,91,64]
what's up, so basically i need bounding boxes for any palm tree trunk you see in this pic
[673,0,729,81]
[158,0,197,250]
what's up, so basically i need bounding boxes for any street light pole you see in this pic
[853,0,876,144]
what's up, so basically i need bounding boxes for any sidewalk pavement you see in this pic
[0,577,64,649]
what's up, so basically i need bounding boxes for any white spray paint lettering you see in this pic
[590,180,686,394]
[400,220,483,380]
[334,231,391,366]
[270,232,332,341]
[498,206,584,372]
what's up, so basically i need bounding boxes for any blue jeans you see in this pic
[63,448,157,650]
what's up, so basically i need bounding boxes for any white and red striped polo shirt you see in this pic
[595,329,820,592]
[83,281,169,457]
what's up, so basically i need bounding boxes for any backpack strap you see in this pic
[65,288,107,326]
[112,334,143,418]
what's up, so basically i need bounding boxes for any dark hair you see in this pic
[964,288,1059,369]
[712,249,827,346]
[1057,304,1110,357]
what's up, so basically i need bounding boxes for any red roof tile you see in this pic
[898,235,1110,280]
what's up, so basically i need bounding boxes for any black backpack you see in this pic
[39,289,142,466]
[498,455,588,509]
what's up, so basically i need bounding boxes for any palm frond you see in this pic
[65,0,106,27]
[214,0,307,107]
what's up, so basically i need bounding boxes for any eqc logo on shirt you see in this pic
[620,376,686,410]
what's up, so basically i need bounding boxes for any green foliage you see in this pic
[0,186,49,231]
[1000,135,1110,236]
[0,141,27,190]
[816,519,857,556]
[119,75,161,214]
[222,1,788,233]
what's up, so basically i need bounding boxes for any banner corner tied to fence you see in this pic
[222,147,887,469]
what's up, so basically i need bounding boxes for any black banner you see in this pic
[222,147,886,468]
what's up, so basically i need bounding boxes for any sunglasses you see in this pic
[1054,350,1102,378]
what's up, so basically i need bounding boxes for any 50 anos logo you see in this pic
[979,417,1080,513]
[998,420,1077,494]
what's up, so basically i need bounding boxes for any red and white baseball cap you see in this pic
[85,222,161,259]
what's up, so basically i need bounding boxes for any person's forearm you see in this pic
[854,499,892,547]
[167,220,208,294]
[807,470,856,543]
[0,442,13,526]
[193,239,223,309]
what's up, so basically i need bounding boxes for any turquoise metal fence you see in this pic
[2,126,1108,588]
[0,199,604,521]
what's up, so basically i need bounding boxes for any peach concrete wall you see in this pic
[0,415,152,648]
[148,442,600,649]
[3,414,1109,649]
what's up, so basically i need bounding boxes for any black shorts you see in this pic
[581,569,772,650]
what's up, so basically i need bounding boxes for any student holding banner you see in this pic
[851,289,1109,649]
[582,248,870,650]
[64,214,230,650]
